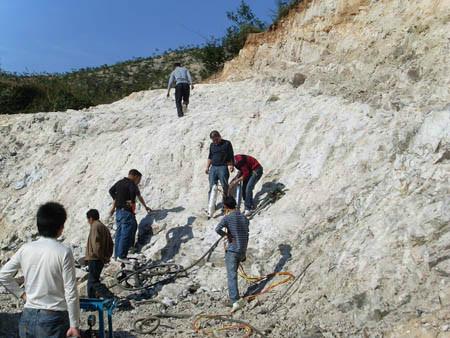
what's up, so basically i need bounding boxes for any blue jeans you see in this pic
[225,251,245,303]
[243,167,263,210]
[208,165,230,198]
[19,308,69,338]
[115,209,138,259]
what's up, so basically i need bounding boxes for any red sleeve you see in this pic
[247,156,261,171]
[240,166,251,180]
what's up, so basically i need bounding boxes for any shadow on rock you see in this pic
[152,206,185,222]
[160,216,195,262]
[136,206,185,250]
[244,243,292,297]
[254,181,286,208]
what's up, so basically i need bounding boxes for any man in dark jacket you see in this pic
[109,169,152,263]
[85,209,114,299]
[205,130,234,204]
[230,154,263,216]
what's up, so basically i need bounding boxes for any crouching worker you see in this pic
[230,154,263,216]
[85,209,115,299]
[0,202,80,338]
[215,196,249,313]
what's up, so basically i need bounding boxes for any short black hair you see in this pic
[223,196,237,209]
[86,209,100,221]
[210,130,221,139]
[36,202,67,238]
[174,62,181,67]
[128,169,142,177]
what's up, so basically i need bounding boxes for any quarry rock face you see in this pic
[221,0,450,113]
[0,0,449,336]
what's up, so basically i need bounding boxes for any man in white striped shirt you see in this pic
[0,202,80,338]
[166,62,194,117]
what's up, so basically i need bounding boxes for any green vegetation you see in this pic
[271,0,302,24]
[0,0,301,115]
[223,1,267,57]
[0,48,203,114]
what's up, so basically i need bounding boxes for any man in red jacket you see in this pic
[230,154,263,216]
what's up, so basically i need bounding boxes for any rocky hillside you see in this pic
[0,0,449,337]
[221,0,450,112]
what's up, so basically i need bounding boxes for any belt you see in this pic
[24,308,67,314]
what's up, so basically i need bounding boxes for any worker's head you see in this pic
[174,62,181,68]
[223,196,237,211]
[36,202,67,238]
[128,169,142,185]
[86,209,100,225]
[209,130,222,145]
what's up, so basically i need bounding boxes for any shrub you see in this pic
[272,0,302,24]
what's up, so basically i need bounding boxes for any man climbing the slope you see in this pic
[109,169,152,263]
[85,209,115,299]
[0,202,80,338]
[215,196,249,313]
[167,62,194,117]
[205,130,234,214]
[230,154,263,216]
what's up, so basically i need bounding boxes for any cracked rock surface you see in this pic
[1,0,449,336]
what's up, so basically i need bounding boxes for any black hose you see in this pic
[133,316,160,334]
[114,237,223,291]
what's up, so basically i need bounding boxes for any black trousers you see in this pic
[87,260,114,299]
[175,83,190,117]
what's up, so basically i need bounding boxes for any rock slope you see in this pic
[0,0,449,336]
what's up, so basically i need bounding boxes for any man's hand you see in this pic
[109,208,115,217]
[66,327,80,337]
[229,179,238,190]
[191,84,194,90]
[145,206,152,213]
[21,293,27,301]
[228,165,235,173]
[205,167,210,175]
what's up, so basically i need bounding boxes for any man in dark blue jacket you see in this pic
[205,130,234,206]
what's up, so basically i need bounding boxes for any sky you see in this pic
[0,0,277,74]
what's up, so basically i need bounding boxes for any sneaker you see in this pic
[117,257,131,264]
[243,209,252,217]
[231,299,246,313]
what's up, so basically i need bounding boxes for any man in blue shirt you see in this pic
[167,62,194,117]
[215,196,249,313]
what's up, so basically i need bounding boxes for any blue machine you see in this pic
[80,298,117,338]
